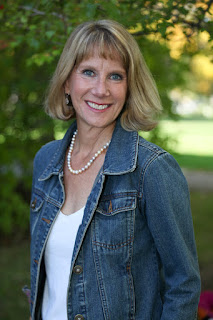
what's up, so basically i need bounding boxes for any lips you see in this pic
[87,101,110,110]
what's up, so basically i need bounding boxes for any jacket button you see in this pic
[73,265,83,274]
[30,198,37,209]
[74,314,84,320]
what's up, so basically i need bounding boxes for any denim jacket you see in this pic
[30,119,201,320]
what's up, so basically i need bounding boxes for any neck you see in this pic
[67,129,111,175]
[74,121,115,155]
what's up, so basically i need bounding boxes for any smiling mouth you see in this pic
[87,101,110,110]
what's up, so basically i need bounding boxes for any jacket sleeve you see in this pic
[141,152,201,320]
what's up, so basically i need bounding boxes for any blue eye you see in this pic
[83,69,95,77]
[110,73,123,81]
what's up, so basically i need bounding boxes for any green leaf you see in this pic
[45,30,55,39]
[27,38,40,50]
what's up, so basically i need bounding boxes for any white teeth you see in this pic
[87,101,109,110]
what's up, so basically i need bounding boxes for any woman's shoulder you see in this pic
[32,121,76,179]
[34,140,61,164]
[32,139,63,181]
[137,135,183,176]
[137,135,167,161]
[137,136,189,205]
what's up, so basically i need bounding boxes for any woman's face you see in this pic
[65,52,127,131]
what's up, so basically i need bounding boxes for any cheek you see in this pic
[70,81,84,100]
[72,78,92,97]
[116,86,127,105]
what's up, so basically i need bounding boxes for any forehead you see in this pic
[79,51,126,70]
[75,44,126,70]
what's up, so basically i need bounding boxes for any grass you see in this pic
[161,119,213,171]
[143,119,213,171]
[0,191,213,319]
[191,192,213,291]
[173,154,213,171]
[160,119,213,157]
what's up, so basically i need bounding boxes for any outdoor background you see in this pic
[0,1,213,319]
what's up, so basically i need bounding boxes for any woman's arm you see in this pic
[142,152,201,319]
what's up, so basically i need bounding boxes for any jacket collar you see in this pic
[39,119,138,181]
[103,120,138,174]
[39,121,77,181]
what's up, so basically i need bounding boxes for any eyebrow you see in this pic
[77,63,127,75]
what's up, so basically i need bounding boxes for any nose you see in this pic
[91,78,110,97]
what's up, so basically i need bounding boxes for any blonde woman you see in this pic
[29,20,200,320]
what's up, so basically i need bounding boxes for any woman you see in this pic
[29,20,200,320]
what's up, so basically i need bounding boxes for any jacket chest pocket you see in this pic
[92,194,136,250]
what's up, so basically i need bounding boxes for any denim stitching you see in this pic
[96,198,136,215]
[92,237,133,250]
[91,220,110,320]
[100,191,137,201]
[33,188,62,208]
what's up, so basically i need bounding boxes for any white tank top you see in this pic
[42,207,85,320]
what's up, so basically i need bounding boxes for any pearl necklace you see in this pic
[67,130,111,174]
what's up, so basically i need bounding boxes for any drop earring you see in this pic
[65,93,72,106]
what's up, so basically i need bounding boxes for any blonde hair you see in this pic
[45,19,162,131]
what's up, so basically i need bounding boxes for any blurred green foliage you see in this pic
[0,0,212,237]
[0,44,55,236]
